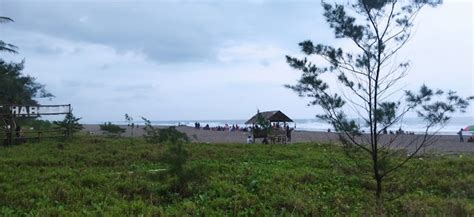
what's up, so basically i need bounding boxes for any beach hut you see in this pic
[245,110,293,125]
[245,110,293,143]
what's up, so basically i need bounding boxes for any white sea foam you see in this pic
[146,117,473,136]
[92,116,473,136]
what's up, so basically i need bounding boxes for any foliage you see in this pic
[141,117,160,143]
[124,113,135,145]
[53,112,83,138]
[16,119,53,131]
[0,137,472,216]
[159,127,189,144]
[160,131,201,198]
[255,111,272,135]
[0,16,52,105]
[0,16,53,139]
[285,0,473,203]
[0,16,17,54]
[0,60,53,106]
[124,113,135,136]
[99,122,125,137]
[252,111,272,141]
[141,116,196,196]
[141,117,189,144]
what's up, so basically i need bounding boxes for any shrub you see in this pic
[53,112,83,138]
[99,122,125,137]
[141,117,189,144]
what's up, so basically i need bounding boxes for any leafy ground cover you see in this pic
[0,136,473,216]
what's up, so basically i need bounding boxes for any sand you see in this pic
[82,125,474,154]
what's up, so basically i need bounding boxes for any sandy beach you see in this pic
[82,125,474,154]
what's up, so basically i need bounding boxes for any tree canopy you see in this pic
[286,0,472,204]
[0,17,18,54]
[0,60,53,105]
[0,16,52,106]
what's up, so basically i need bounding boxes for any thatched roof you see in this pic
[245,110,293,124]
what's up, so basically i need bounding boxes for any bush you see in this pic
[99,122,125,137]
[53,112,83,138]
[141,117,188,144]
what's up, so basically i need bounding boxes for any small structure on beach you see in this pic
[245,110,294,144]
[245,110,293,125]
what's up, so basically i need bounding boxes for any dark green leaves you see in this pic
[374,102,398,125]
[322,2,365,42]
[0,17,17,54]
[0,16,52,105]
[358,0,395,10]
[406,85,473,126]
[100,122,126,136]
[255,111,272,135]
[53,112,83,137]
[0,60,53,105]
[142,117,189,144]
[157,127,189,144]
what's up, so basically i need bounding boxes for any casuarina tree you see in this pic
[0,17,52,106]
[1,16,53,145]
[53,112,83,138]
[286,0,473,205]
[0,17,18,54]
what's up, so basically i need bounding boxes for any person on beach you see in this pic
[246,136,253,144]
[468,136,474,143]
[458,128,464,142]
[286,125,293,142]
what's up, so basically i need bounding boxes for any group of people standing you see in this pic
[194,122,250,132]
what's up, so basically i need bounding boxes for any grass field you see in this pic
[0,136,473,216]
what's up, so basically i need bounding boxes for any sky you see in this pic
[0,0,472,122]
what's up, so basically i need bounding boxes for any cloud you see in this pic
[1,0,472,121]
[2,0,327,64]
[217,42,285,65]
[3,28,311,121]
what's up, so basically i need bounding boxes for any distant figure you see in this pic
[246,136,253,144]
[458,128,464,142]
[327,128,331,133]
[194,122,201,129]
[383,128,388,134]
[262,137,269,144]
[15,126,21,138]
[15,126,24,144]
[467,136,474,143]
[396,127,404,135]
[286,125,293,142]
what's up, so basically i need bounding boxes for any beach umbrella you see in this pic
[464,125,474,132]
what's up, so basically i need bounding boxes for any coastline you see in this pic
[82,124,474,154]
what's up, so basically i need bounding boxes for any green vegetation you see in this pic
[285,0,473,201]
[0,16,53,105]
[99,122,125,137]
[0,137,472,216]
[15,119,53,131]
[141,117,188,144]
[53,112,83,138]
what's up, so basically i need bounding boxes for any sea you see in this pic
[107,116,473,136]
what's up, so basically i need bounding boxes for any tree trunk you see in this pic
[375,175,384,215]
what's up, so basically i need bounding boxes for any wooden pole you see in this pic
[68,104,72,138]
[7,107,14,146]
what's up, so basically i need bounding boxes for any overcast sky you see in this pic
[0,0,472,122]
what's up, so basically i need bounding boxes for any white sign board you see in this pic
[5,105,71,117]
